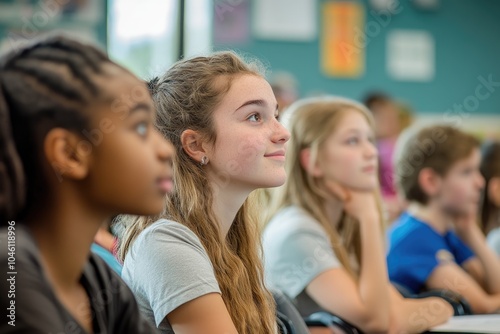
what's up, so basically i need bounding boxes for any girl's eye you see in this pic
[248,113,262,122]
[346,137,359,145]
[462,168,473,175]
[135,122,149,137]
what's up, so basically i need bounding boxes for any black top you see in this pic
[0,224,157,334]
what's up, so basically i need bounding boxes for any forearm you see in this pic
[476,293,500,314]
[392,297,452,333]
[358,216,391,321]
[462,227,500,294]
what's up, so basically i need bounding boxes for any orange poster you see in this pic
[321,1,365,78]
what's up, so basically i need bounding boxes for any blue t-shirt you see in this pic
[386,212,475,294]
[91,243,122,275]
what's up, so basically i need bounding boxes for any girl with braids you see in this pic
[0,35,174,333]
[119,52,289,334]
[263,97,453,333]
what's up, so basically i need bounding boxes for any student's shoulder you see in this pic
[84,254,159,333]
[129,219,207,261]
[265,206,329,247]
[137,218,201,245]
[267,206,324,234]
[388,212,441,245]
[0,225,41,273]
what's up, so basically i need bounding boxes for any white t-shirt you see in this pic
[122,219,221,333]
[487,227,500,256]
[263,206,341,316]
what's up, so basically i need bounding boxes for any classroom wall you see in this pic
[214,0,500,116]
[0,1,107,55]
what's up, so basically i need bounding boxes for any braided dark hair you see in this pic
[0,35,118,225]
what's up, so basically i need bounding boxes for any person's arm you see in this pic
[306,266,389,333]
[388,285,452,333]
[306,187,391,333]
[427,262,500,314]
[167,293,238,334]
[456,218,500,294]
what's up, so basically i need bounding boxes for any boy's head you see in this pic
[395,125,484,216]
[363,92,400,139]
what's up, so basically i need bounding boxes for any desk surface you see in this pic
[429,315,500,333]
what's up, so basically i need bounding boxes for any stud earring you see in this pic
[200,156,208,166]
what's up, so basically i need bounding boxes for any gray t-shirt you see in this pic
[122,219,221,333]
[263,206,341,316]
[487,227,500,256]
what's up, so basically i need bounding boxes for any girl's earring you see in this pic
[200,156,209,166]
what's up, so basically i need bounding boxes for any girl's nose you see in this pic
[272,119,290,144]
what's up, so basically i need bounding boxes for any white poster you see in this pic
[387,30,435,81]
[253,0,317,41]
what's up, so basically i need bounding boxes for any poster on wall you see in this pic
[0,27,99,55]
[0,0,103,54]
[213,0,250,45]
[321,1,365,78]
[387,30,435,81]
[252,0,316,41]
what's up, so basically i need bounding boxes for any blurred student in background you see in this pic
[480,141,500,254]
[270,71,299,118]
[364,92,409,222]
[264,97,452,334]
[387,125,500,314]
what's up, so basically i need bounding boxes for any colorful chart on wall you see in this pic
[321,1,365,78]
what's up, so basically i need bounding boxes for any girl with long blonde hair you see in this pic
[263,96,453,333]
[118,52,289,334]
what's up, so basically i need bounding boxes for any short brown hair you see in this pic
[395,125,480,204]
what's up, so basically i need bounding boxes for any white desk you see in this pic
[429,315,500,333]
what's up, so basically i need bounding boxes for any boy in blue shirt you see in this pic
[387,125,500,313]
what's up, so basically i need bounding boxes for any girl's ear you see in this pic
[44,128,90,182]
[300,148,323,177]
[418,167,441,198]
[180,129,207,163]
[487,177,500,207]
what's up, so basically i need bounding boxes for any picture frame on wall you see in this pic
[0,0,104,54]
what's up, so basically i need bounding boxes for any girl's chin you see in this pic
[339,181,378,193]
[264,178,287,189]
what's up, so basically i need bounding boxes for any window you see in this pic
[107,0,212,79]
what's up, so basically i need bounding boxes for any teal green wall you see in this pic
[215,0,500,115]
[0,1,107,51]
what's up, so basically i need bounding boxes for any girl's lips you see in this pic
[158,178,173,194]
[362,165,376,173]
[265,150,286,161]
[265,154,285,161]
